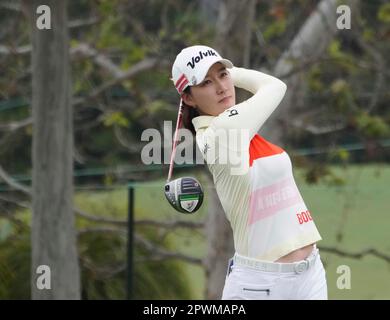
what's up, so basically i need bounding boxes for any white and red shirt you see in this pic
[192,67,322,261]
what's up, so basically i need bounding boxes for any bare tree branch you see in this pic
[0,117,32,132]
[0,178,131,230]
[71,43,124,78]
[74,113,106,131]
[0,194,30,209]
[276,56,362,81]
[0,164,31,195]
[0,2,21,12]
[354,34,386,114]
[290,117,347,135]
[75,207,127,226]
[136,218,204,229]
[113,124,146,153]
[0,44,31,55]
[72,57,160,107]
[319,246,390,264]
[0,201,28,231]
[73,146,87,165]
[335,168,364,243]
[78,227,203,267]
[76,209,205,231]
[79,256,126,280]
[68,17,99,29]
[78,226,126,236]
[135,233,203,265]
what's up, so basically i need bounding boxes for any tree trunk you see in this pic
[261,0,359,145]
[199,0,221,22]
[214,0,256,68]
[26,0,81,299]
[203,0,257,300]
[203,172,234,300]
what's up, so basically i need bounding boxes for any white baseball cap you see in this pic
[171,45,233,95]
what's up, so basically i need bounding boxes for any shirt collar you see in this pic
[192,115,215,132]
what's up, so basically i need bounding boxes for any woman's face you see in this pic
[182,62,236,116]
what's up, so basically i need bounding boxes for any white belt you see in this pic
[232,248,319,274]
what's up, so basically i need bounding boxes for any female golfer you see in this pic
[171,45,327,300]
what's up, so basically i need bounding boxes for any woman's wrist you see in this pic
[229,66,286,94]
[228,66,242,87]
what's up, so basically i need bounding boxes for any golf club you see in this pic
[164,99,204,213]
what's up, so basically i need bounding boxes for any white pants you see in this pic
[221,250,328,300]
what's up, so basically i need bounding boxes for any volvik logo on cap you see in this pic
[172,45,233,94]
[187,50,218,69]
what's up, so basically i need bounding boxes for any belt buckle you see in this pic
[294,260,309,274]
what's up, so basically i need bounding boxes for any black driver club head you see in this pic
[164,177,204,214]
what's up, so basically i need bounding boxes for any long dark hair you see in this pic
[181,86,199,135]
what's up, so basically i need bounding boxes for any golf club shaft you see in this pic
[167,99,183,182]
